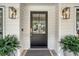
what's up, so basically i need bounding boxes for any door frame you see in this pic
[30,11,48,48]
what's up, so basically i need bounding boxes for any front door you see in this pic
[30,11,48,48]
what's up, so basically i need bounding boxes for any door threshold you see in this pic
[29,48,49,50]
[31,46,47,48]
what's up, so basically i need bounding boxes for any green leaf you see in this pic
[0,34,20,56]
[60,35,79,56]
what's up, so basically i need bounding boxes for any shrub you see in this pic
[60,35,79,56]
[0,35,20,56]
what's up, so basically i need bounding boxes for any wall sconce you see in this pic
[9,7,17,19]
[62,7,70,19]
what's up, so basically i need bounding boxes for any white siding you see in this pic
[0,3,20,55]
[58,3,79,56]
[20,4,58,52]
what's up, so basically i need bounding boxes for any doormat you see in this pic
[25,49,51,56]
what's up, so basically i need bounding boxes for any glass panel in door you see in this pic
[32,13,46,34]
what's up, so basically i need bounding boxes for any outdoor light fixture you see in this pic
[62,7,70,19]
[9,7,17,19]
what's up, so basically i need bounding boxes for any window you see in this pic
[0,8,3,37]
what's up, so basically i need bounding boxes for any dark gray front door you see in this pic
[30,11,48,48]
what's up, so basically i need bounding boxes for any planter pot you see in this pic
[64,51,74,56]
[9,51,17,56]
[64,51,79,56]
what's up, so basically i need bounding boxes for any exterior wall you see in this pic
[20,4,58,52]
[60,4,76,37]
[58,3,79,56]
[20,3,79,56]
[0,3,20,55]
[0,3,79,56]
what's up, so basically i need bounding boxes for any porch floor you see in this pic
[21,48,57,56]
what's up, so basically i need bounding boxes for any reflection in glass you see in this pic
[32,13,46,34]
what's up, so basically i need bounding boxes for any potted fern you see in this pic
[60,35,79,56]
[0,35,20,56]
